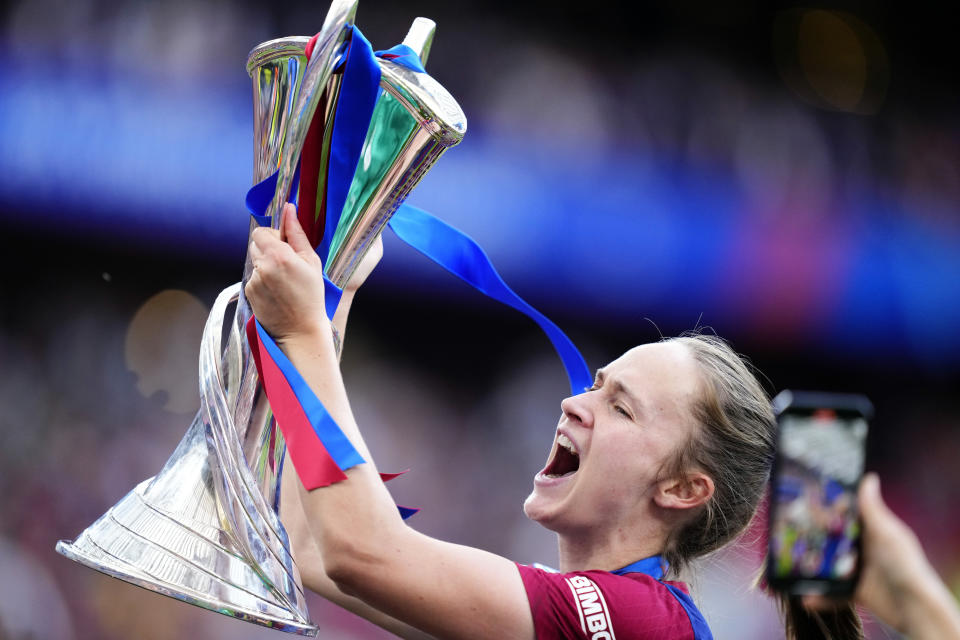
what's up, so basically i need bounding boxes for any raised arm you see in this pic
[802,473,960,639]
[249,205,534,640]
[327,219,383,357]
[853,474,960,639]
[278,231,433,638]
[279,449,435,639]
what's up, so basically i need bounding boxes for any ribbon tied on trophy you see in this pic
[244,22,591,493]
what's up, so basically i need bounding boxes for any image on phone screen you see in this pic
[769,409,868,590]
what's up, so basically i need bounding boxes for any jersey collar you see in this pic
[611,555,668,580]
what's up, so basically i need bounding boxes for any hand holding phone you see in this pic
[767,390,873,597]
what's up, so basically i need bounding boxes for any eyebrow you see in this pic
[595,369,644,417]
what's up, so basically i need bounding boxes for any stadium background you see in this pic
[1,0,957,638]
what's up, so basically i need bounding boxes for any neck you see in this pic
[556,523,668,573]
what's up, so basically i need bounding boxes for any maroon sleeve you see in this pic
[515,564,696,640]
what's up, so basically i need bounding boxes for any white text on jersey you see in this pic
[565,575,616,640]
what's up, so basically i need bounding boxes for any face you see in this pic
[523,341,703,536]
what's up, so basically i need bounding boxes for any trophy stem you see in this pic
[56,281,316,634]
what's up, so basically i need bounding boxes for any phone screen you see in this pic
[768,408,868,594]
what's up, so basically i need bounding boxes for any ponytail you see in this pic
[779,594,864,640]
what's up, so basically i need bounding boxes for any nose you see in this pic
[560,391,594,428]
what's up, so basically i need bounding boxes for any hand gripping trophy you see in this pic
[56,0,466,635]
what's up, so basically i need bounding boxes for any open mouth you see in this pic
[542,434,580,478]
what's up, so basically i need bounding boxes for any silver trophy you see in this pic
[55,0,466,634]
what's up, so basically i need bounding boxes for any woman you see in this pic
[245,205,787,639]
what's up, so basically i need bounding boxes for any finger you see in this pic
[243,275,259,306]
[248,240,265,271]
[859,473,878,503]
[249,238,264,259]
[281,203,314,256]
[858,473,885,524]
[251,225,281,251]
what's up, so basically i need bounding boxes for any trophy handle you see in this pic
[323,56,467,286]
[403,17,436,65]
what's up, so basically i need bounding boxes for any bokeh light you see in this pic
[774,9,889,114]
[124,289,208,414]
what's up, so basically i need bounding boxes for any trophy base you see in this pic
[56,478,318,637]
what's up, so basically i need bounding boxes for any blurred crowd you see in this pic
[1,245,957,639]
[1,0,958,639]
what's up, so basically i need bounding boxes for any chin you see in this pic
[523,489,562,531]
[522,493,539,522]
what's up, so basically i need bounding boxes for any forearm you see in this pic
[248,216,533,640]
[280,268,414,597]
[278,325,408,582]
[280,451,434,640]
[899,570,960,640]
[330,287,356,359]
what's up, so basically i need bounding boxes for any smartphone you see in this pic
[766,390,873,596]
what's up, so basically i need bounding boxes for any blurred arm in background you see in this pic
[806,473,960,639]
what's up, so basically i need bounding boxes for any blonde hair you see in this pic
[660,333,776,574]
[663,333,864,639]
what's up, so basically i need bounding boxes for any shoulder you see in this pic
[515,564,711,640]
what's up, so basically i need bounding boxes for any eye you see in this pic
[614,404,631,418]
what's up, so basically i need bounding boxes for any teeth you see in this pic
[557,434,577,455]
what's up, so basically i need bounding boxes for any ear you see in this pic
[653,472,715,511]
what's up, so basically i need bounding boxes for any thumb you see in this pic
[281,203,314,256]
[859,472,887,525]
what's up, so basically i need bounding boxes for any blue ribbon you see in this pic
[245,163,301,228]
[254,317,416,520]
[244,155,342,320]
[244,26,590,393]
[316,27,381,264]
[389,204,591,395]
[374,44,427,73]
[254,319,366,471]
[397,506,419,519]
